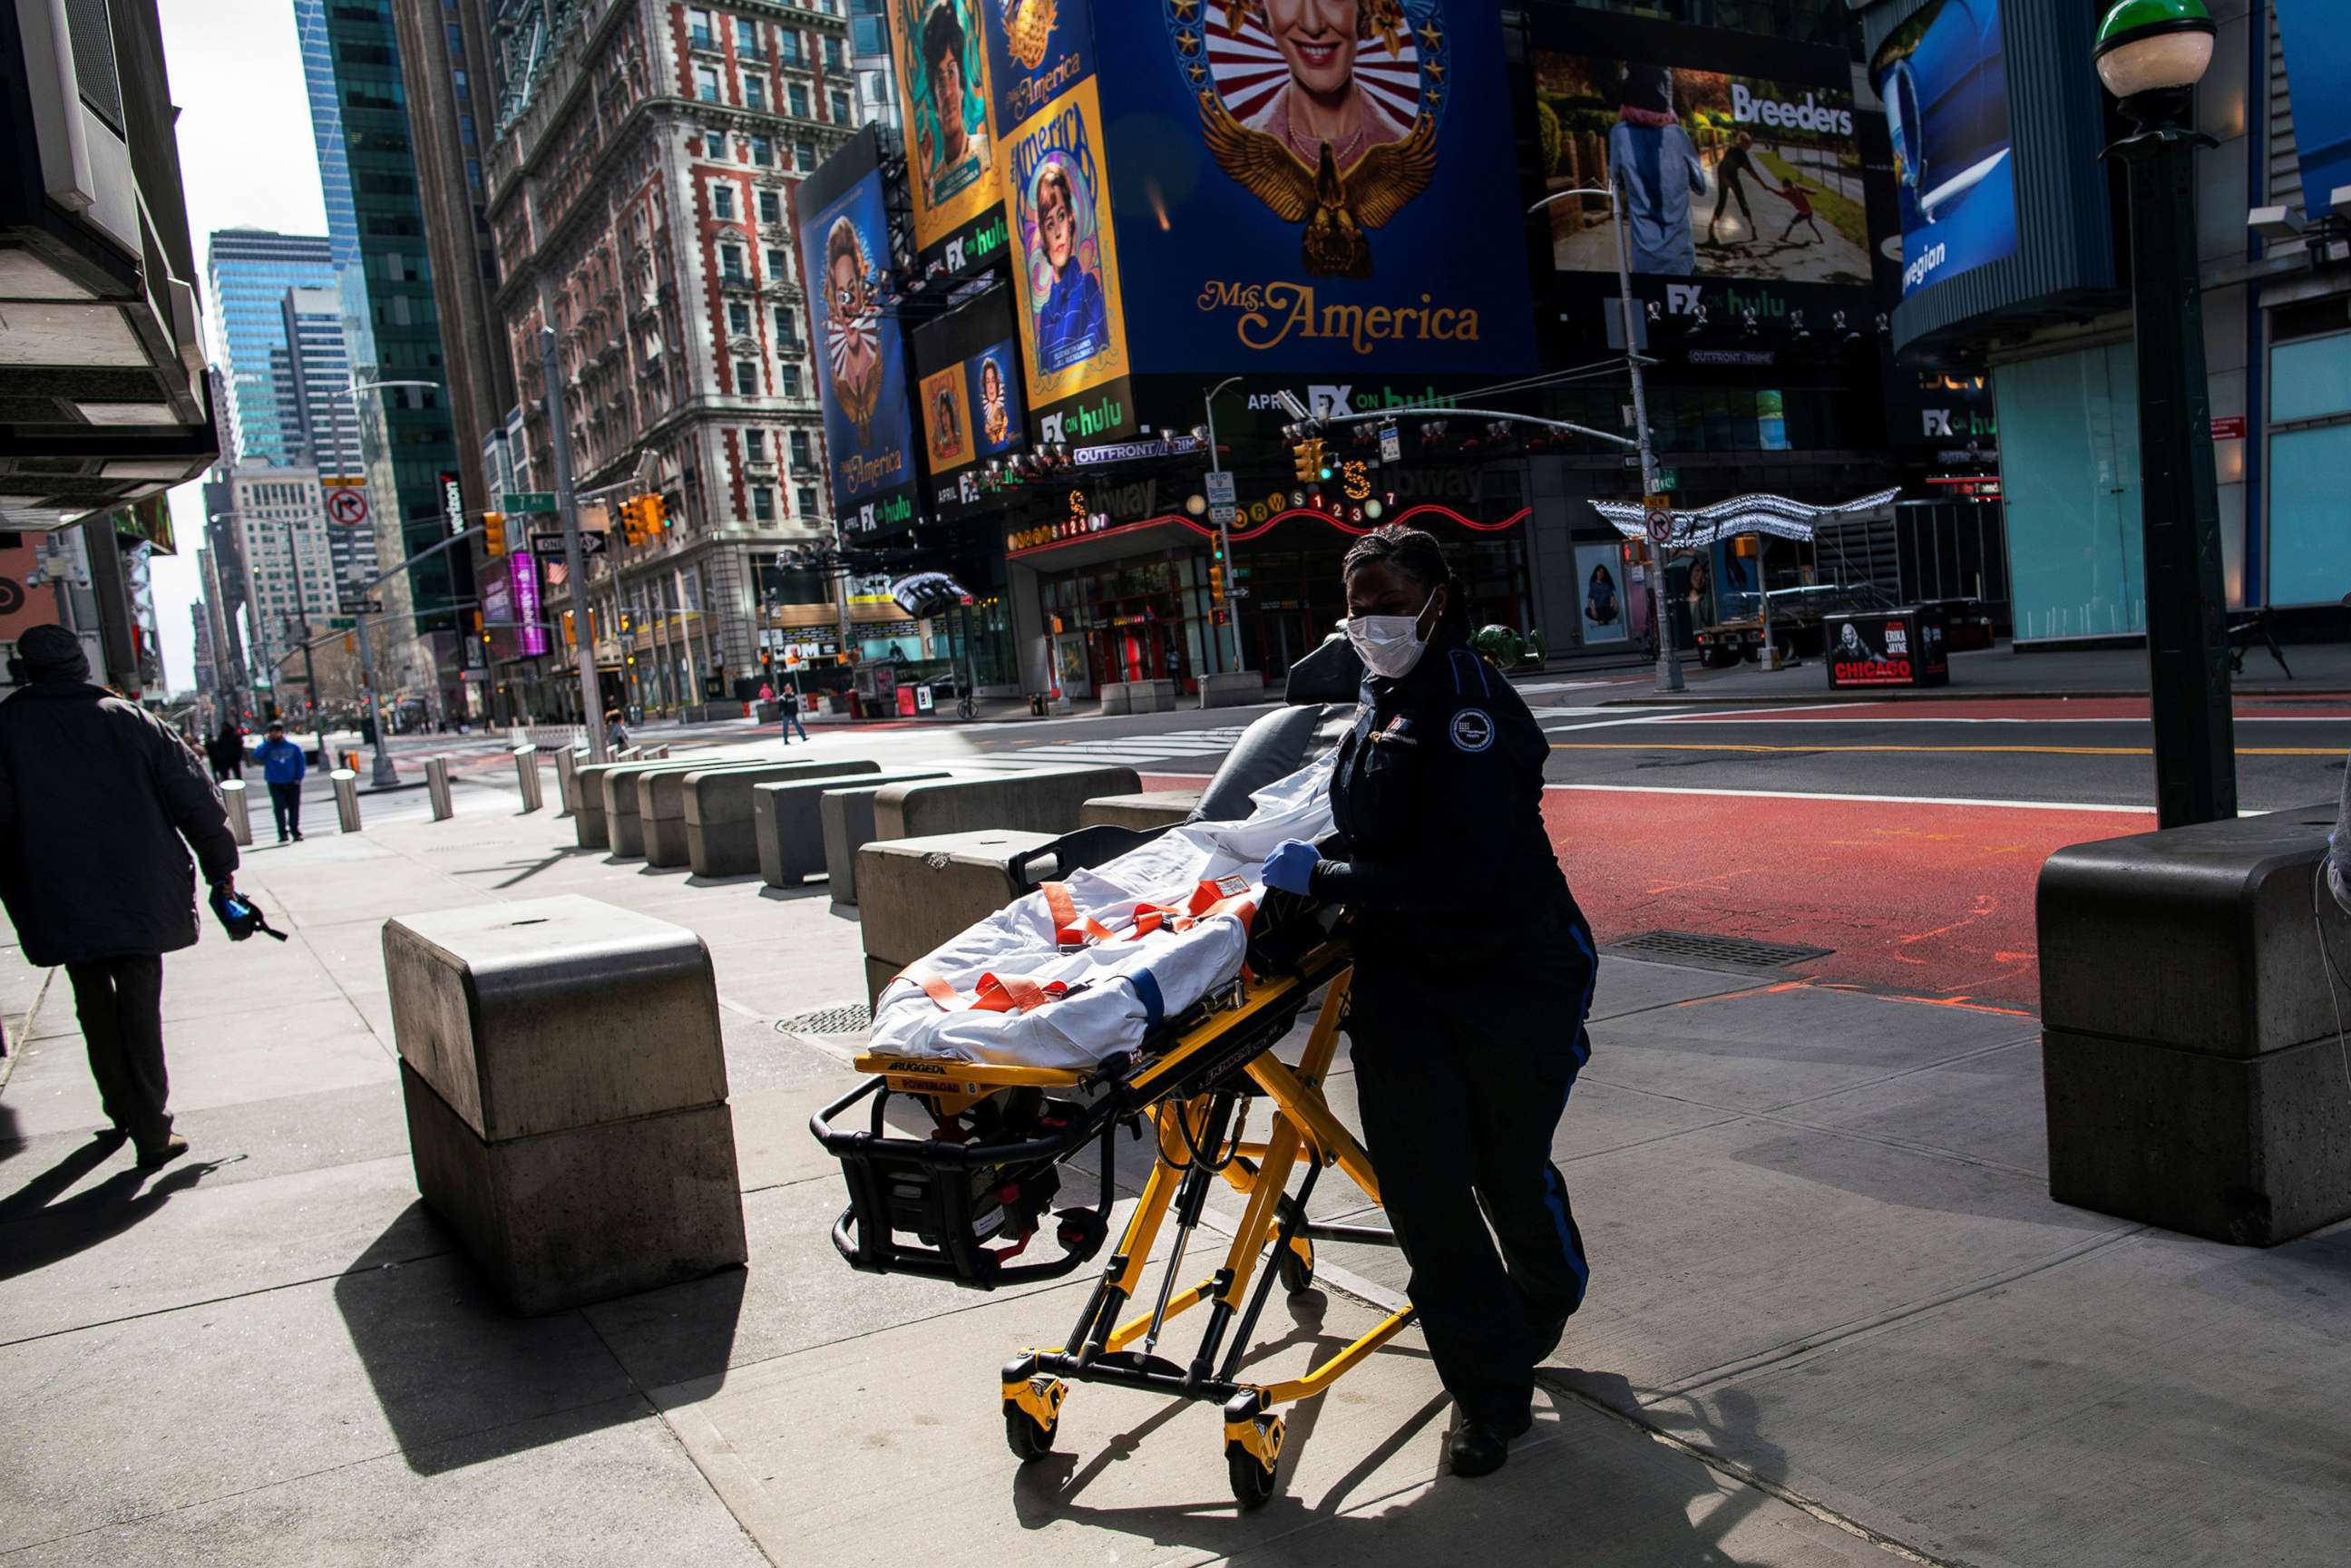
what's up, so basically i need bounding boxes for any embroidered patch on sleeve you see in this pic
[1449,708,1496,753]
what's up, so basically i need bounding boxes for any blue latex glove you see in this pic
[1262,840,1321,896]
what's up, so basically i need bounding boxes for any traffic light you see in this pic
[1292,440,1320,484]
[1317,447,1334,482]
[644,493,669,531]
[619,497,643,547]
[483,510,508,558]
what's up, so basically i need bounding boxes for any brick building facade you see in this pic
[477,0,855,717]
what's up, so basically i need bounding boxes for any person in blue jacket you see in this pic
[1261,524,1598,1481]
[1607,63,1706,276]
[255,720,307,842]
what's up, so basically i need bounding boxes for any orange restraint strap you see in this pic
[903,876,1259,1012]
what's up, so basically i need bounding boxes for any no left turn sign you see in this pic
[327,488,369,527]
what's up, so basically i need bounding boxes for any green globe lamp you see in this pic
[2094,0,2217,111]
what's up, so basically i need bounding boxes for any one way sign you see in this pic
[531,531,605,556]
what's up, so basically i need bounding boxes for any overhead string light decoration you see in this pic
[1586,488,1901,549]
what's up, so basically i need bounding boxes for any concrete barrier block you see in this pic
[571,760,668,849]
[400,1064,746,1315]
[873,765,1140,841]
[857,829,1057,979]
[1080,789,1203,830]
[383,895,745,1312]
[671,758,880,879]
[750,768,947,888]
[1097,683,1133,716]
[602,759,720,860]
[821,787,886,905]
[864,955,900,1008]
[645,760,834,871]
[2037,801,2351,1245]
[1198,671,1268,709]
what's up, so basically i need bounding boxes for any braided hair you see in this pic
[1341,524,1471,640]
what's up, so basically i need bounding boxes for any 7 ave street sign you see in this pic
[501,492,559,514]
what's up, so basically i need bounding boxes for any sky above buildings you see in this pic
[156,0,331,694]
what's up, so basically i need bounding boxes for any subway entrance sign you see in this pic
[501,492,558,514]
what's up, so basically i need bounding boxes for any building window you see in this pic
[750,133,774,167]
[687,7,714,47]
[720,243,746,282]
[752,486,776,521]
[779,30,805,66]
[758,189,781,225]
[772,304,797,347]
[745,73,766,112]
[780,365,802,398]
[694,63,720,102]
[735,359,758,395]
[823,35,844,70]
[830,90,850,123]
[727,300,751,336]
[735,15,761,59]
[745,428,766,459]
[796,485,817,517]
[788,82,809,119]
[712,184,736,219]
[760,246,785,283]
[790,429,812,467]
[795,141,815,171]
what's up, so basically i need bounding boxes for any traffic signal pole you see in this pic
[541,327,609,763]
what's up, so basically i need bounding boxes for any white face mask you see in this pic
[1344,591,1440,680]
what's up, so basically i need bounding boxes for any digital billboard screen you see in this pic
[796,132,919,537]
[888,0,1005,254]
[915,287,1029,510]
[1091,0,1535,375]
[1535,53,1870,285]
[1871,0,2016,297]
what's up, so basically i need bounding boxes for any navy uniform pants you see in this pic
[1346,939,1594,1428]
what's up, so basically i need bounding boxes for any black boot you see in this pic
[1449,1407,1533,1479]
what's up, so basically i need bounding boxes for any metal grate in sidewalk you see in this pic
[776,1002,873,1035]
[1611,930,1832,972]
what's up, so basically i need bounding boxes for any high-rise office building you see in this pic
[204,229,336,467]
[227,466,338,681]
[279,285,378,588]
[292,0,361,273]
[303,0,474,720]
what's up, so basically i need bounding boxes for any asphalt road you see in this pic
[349,682,2348,1009]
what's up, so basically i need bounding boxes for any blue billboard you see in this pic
[796,136,918,537]
[983,0,1097,140]
[2277,0,2351,219]
[1873,0,2016,298]
[1090,0,1535,375]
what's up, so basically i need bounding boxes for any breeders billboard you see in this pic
[889,0,1004,256]
[1091,0,1534,375]
[796,131,920,538]
[1005,75,1135,444]
[1535,53,1870,287]
[1872,0,2016,298]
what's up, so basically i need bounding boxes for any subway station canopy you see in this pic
[1587,489,1903,549]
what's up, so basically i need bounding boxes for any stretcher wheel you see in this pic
[1277,1235,1315,1296]
[1224,1416,1284,1511]
[1005,1406,1058,1463]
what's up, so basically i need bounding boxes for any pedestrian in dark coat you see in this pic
[0,625,240,1165]
[205,721,244,783]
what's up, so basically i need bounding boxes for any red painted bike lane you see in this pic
[1539,787,2158,1009]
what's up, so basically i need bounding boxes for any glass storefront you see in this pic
[1033,520,1536,690]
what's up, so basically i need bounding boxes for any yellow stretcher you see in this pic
[812,937,1409,1509]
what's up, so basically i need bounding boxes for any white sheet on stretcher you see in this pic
[867,755,1336,1068]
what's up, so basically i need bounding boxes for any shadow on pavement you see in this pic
[0,1145,216,1281]
[332,1206,746,1475]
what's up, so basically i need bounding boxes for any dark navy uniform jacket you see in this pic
[1309,633,1589,971]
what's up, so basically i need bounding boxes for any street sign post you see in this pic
[1380,424,1402,463]
[1644,507,1674,544]
[1209,503,1236,527]
[501,492,559,514]
[325,488,368,528]
[531,530,604,556]
[1205,471,1234,505]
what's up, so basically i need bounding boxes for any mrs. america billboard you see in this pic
[1091,0,1533,374]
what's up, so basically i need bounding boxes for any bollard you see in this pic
[553,745,580,816]
[221,778,253,847]
[426,756,454,821]
[514,745,543,812]
[332,768,361,833]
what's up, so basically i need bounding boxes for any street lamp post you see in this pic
[2096,0,2236,827]
[1530,182,1683,694]
[321,377,443,786]
[1201,375,1244,707]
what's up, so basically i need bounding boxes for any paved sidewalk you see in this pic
[2,765,2346,1565]
[1610,638,2351,704]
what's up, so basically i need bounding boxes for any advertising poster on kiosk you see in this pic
[889,0,1004,254]
[1091,0,1535,375]
[1870,0,2016,297]
[1574,542,1630,646]
[1535,49,1869,285]
[1005,75,1132,441]
[796,131,920,538]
